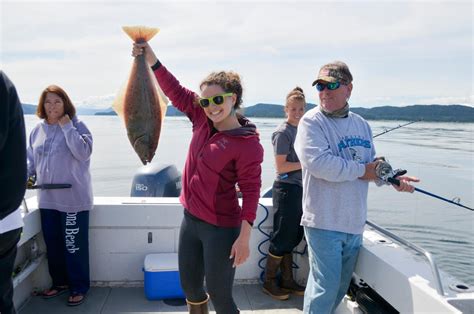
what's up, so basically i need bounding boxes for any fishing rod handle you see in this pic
[28,184,72,190]
[387,177,400,186]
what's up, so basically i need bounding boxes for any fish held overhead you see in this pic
[113,26,168,165]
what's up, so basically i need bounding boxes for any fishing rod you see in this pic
[376,161,473,211]
[373,122,472,210]
[389,178,473,211]
[373,120,419,138]
[23,183,72,213]
[28,183,72,190]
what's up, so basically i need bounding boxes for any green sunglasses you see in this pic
[199,93,233,108]
[315,81,341,92]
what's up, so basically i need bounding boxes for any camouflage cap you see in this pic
[312,61,353,86]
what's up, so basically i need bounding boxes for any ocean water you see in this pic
[24,115,474,285]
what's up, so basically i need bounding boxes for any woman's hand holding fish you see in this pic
[132,42,158,67]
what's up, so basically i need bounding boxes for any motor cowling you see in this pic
[131,164,182,197]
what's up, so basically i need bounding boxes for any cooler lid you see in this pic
[144,253,179,272]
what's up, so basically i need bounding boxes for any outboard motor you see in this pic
[131,164,182,197]
[349,278,399,314]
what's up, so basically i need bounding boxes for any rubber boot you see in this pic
[280,253,306,296]
[262,253,290,300]
[186,294,209,314]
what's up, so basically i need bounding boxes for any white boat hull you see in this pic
[13,196,473,313]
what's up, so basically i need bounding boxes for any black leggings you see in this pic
[269,181,304,256]
[178,211,240,314]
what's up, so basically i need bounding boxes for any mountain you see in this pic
[242,103,473,122]
[24,103,473,122]
[22,104,37,114]
[76,107,106,115]
[93,106,185,116]
[95,108,117,116]
[21,104,105,115]
[350,105,473,122]
[240,103,316,118]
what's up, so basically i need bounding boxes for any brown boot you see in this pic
[280,253,306,296]
[186,294,209,314]
[262,253,290,300]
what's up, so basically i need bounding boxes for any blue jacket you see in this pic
[27,116,93,212]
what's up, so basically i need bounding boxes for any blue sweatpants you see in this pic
[40,208,90,294]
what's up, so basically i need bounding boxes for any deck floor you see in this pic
[19,284,304,313]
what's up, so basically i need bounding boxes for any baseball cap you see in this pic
[312,61,353,86]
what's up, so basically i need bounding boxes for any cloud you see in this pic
[416,95,474,107]
[2,1,472,107]
[75,94,117,109]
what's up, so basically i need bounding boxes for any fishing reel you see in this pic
[374,158,407,185]
[26,175,36,189]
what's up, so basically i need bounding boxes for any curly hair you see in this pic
[199,71,243,109]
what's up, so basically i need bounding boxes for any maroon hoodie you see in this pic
[153,66,264,227]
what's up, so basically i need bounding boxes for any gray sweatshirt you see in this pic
[27,116,93,212]
[294,107,375,235]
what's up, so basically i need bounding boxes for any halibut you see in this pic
[114,26,168,164]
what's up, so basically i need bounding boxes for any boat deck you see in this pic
[19,284,305,314]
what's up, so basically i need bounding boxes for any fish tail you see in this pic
[122,26,160,43]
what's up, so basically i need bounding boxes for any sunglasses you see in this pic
[199,93,233,108]
[315,81,341,92]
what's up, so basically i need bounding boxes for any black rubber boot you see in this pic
[262,253,290,300]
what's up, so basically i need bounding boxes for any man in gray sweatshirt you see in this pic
[294,61,418,314]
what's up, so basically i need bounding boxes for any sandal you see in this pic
[42,285,69,299]
[67,292,86,306]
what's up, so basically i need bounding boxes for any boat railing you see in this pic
[366,220,445,296]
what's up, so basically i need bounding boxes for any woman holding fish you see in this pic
[133,42,264,314]
[27,85,93,307]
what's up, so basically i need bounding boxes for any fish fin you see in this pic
[158,91,168,123]
[147,66,169,122]
[112,84,126,119]
[122,26,160,42]
[156,79,169,122]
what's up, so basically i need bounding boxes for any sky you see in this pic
[1,0,472,109]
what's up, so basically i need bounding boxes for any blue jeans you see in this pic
[303,227,362,314]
